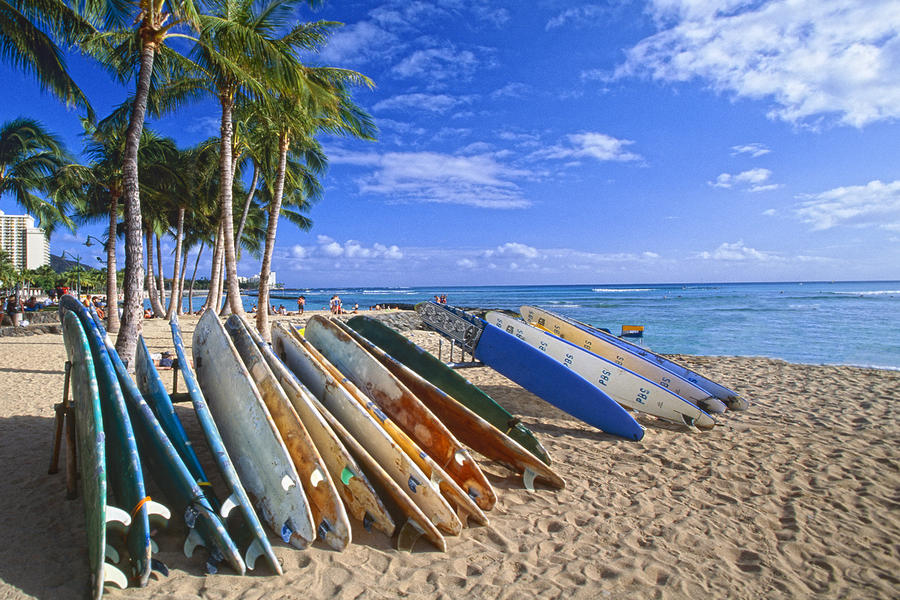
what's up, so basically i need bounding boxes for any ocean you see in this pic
[183,281,900,369]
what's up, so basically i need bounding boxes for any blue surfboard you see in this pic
[415,302,644,441]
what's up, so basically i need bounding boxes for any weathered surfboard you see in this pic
[225,315,351,551]
[272,323,454,545]
[486,312,716,430]
[59,295,156,586]
[61,311,129,597]
[241,318,395,540]
[193,309,315,549]
[89,308,244,575]
[305,316,489,527]
[521,305,749,411]
[345,316,566,491]
[170,317,281,574]
[344,316,551,465]
[416,302,645,441]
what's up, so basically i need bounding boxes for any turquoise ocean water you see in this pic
[184,281,900,369]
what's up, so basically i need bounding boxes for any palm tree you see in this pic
[0,118,75,234]
[0,0,94,117]
[90,0,201,367]
[191,0,332,315]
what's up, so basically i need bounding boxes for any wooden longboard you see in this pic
[242,319,395,540]
[272,324,450,548]
[170,317,281,574]
[416,303,645,441]
[344,316,552,465]
[345,316,566,491]
[91,309,244,575]
[193,309,315,549]
[225,315,351,551]
[61,311,129,597]
[485,312,716,430]
[59,295,156,586]
[305,317,488,528]
[521,305,748,411]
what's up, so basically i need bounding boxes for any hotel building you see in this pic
[0,210,50,271]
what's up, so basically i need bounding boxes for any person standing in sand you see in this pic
[297,295,305,315]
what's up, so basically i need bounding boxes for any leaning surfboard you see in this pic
[242,318,395,541]
[344,316,551,465]
[59,295,158,586]
[193,309,315,549]
[485,312,716,430]
[61,311,129,598]
[170,317,281,574]
[416,302,644,441]
[272,323,452,546]
[521,305,749,411]
[225,315,351,551]
[90,309,244,575]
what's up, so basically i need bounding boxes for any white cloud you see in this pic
[538,132,642,162]
[490,82,530,99]
[329,150,532,209]
[762,208,777,216]
[709,168,779,190]
[289,245,307,259]
[483,242,540,260]
[316,21,400,65]
[697,240,780,261]
[373,93,474,113]
[391,46,480,82]
[296,235,404,261]
[731,143,771,157]
[546,5,609,30]
[616,0,900,128]
[794,179,900,230]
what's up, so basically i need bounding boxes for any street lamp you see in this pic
[84,235,108,250]
[60,250,82,298]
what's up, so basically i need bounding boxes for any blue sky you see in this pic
[2,0,900,286]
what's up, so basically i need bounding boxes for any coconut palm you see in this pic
[0,0,94,117]
[190,0,333,315]
[0,118,75,234]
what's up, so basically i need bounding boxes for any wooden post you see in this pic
[48,361,71,475]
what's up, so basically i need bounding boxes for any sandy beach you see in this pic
[0,312,897,599]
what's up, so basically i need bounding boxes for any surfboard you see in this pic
[271,323,455,544]
[344,315,551,465]
[416,302,645,441]
[169,317,281,574]
[224,315,351,551]
[521,305,749,411]
[241,318,395,540]
[485,312,716,430]
[193,309,315,549]
[61,311,129,597]
[305,316,488,527]
[345,316,566,491]
[59,295,156,586]
[88,308,244,575]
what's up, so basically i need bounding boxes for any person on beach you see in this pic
[5,294,23,326]
[297,295,305,315]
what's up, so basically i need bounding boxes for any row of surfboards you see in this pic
[58,296,567,599]
[414,302,750,440]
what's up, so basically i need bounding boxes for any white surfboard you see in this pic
[193,310,315,548]
[485,312,717,430]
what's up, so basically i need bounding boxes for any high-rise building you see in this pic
[0,210,50,271]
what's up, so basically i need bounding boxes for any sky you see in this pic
[2,0,900,287]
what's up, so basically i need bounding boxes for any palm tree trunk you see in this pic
[217,250,230,316]
[156,233,165,307]
[203,220,224,312]
[145,228,165,316]
[105,194,120,333]
[218,95,244,315]
[115,40,156,366]
[188,241,204,314]
[166,207,184,320]
[234,161,259,262]
[256,133,289,342]
[176,244,188,315]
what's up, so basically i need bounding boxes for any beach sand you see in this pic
[0,312,897,599]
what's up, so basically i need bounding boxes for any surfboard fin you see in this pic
[105,505,131,531]
[146,500,171,528]
[396,519,425,552]
[149,539,159,554]
[150,559,168,578]
[183,528,205,558]
[340,466,355,485]
[456,506,470,529]
[523,467,537,492]
[362,511,375,532]
[244,538,264,571]
[103,563,128,589]
[104,544,119,564]
[220,493,239,519]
